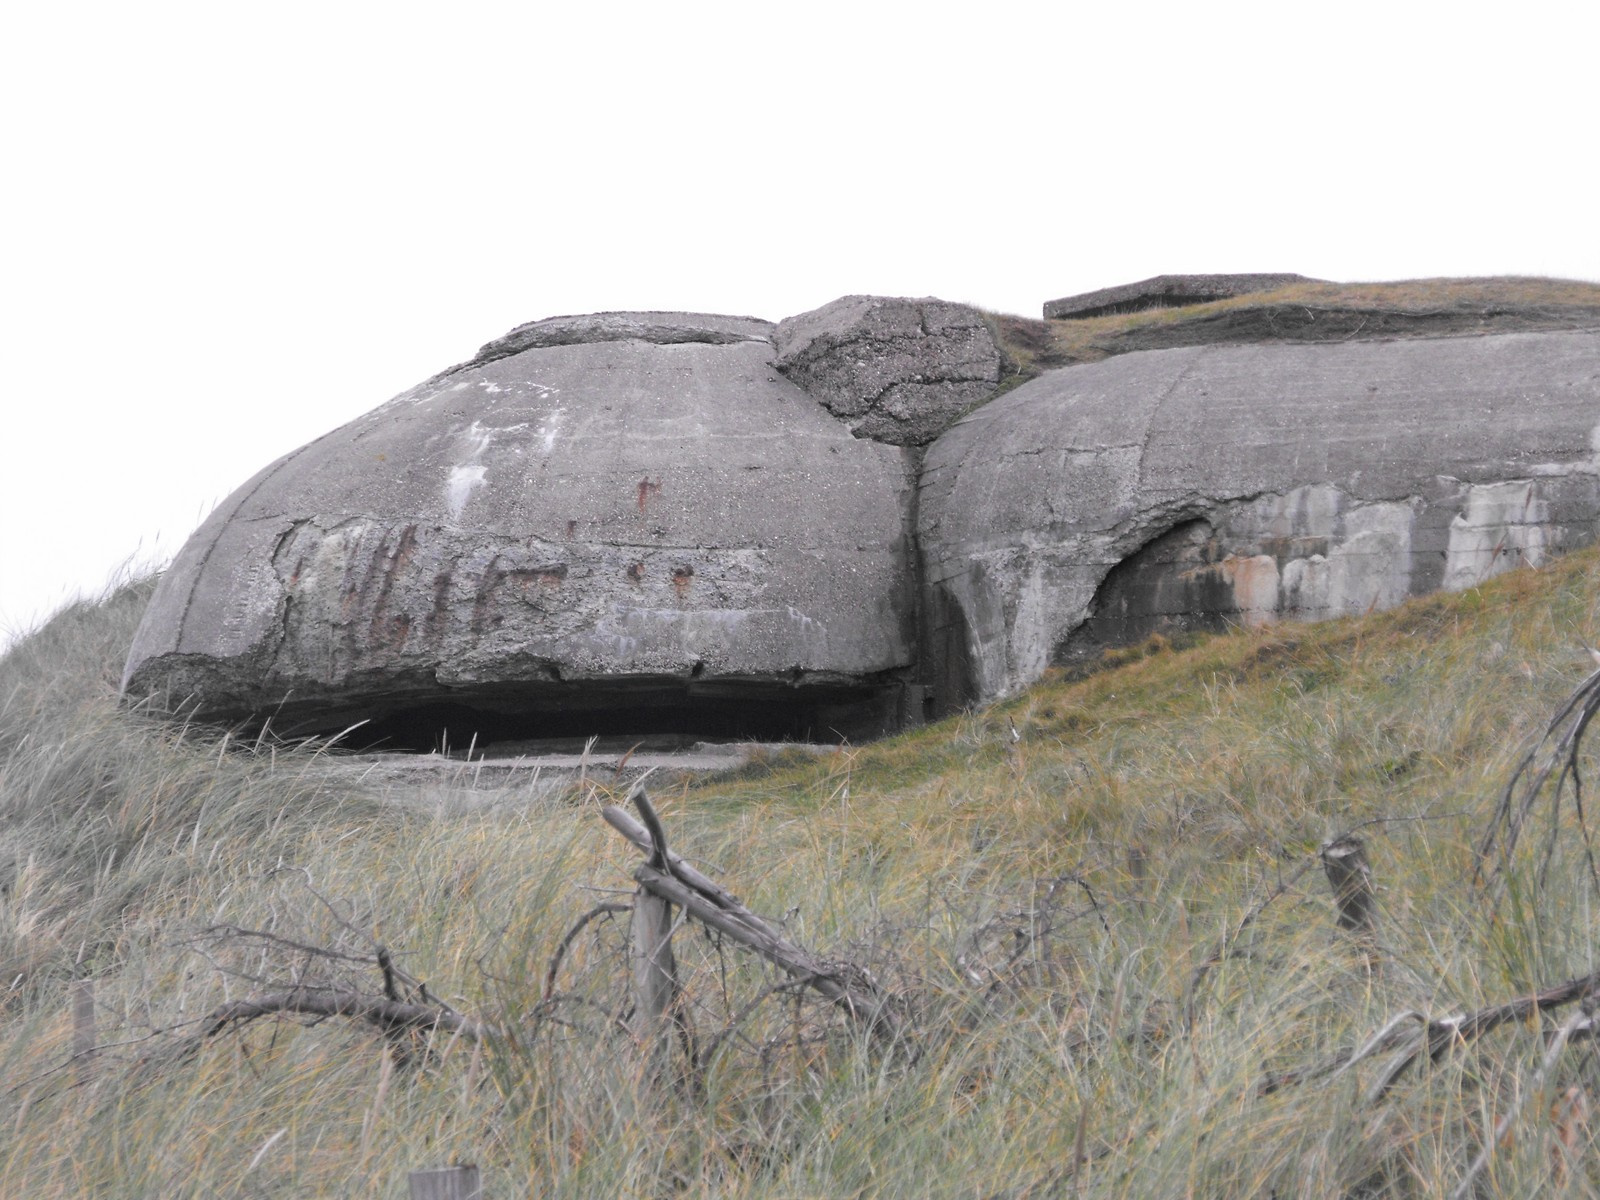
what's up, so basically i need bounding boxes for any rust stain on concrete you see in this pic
[672,564,694,599]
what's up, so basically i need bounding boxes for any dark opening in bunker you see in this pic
[1056,519,1240,663]
[281,679,908,755]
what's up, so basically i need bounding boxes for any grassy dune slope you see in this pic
[2,551,1599,1197]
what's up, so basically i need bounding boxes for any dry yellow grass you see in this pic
[985,275,1600,385]
[2,548,1600,1195]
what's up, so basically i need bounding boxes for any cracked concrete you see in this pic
[774,296,1001,446]
[918,330,1600,704]
[122,302,1600,741]
[123,325,918,741]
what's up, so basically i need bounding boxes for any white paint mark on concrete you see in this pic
[1444,480,1549,590]
[446,465,487,519]
[785,606,829,653]
[1275,498,1414,619]
[445,421,497,519]
[537,411,561,454]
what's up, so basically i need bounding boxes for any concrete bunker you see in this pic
[121,311,924,755]
[122,299,1600,746]
[918,329,1600,702]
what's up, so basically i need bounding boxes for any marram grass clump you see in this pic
[1,552,1599,1197]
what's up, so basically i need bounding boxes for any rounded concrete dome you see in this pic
[919,330,1600,704]
[122,313,918,747]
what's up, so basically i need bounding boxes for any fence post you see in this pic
[408,1164,482,1200]
[1320,834,1378,937]
[631,885,678,1072]
[1320,833,1379,972]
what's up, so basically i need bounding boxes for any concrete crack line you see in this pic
[1136,351,1207,493]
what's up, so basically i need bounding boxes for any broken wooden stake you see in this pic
[629,866,680,1068]
[1320,833,1378,939]
[603,786,902,1046]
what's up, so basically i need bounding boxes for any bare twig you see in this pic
[194,925,375,968]
[543,902,631,1000]
[696,976,817,1071]
[1475,664,1600,894]
[1188,858,1316,1013]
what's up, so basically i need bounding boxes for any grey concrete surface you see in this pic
[1043,273,1319,320]
[918,330,1600,705]
[122,300,1600,741]
[774,296,1001,445]
[461,311,776,374]
[123,318,917,737]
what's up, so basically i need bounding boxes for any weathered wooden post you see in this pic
[1126,843,1150,912]
[624,786,680,1075]
[408,1164,482,1199]
[1320,833,1379,972]
[1320,834,1378,936]
[630,877,679,1068]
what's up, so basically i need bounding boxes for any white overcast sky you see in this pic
[2,1,1597,645]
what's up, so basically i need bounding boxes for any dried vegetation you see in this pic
[3,546,1600,1196]
[985,275,1600,391]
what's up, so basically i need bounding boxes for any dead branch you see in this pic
[631,864,898,1040]
[604,787,903,1045]
[543,902,631,1000]
[1262,967,1600,1098]
[602,802,784,945]
[197,984,493,1044]
[1475,663,1600,892]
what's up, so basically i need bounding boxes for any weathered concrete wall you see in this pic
[918,330,1600,707]
[123,316,919,740]
[123,299,1600,742]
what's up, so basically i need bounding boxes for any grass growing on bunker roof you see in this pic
[983,274,1600,389]
[2,549,1600,1196]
